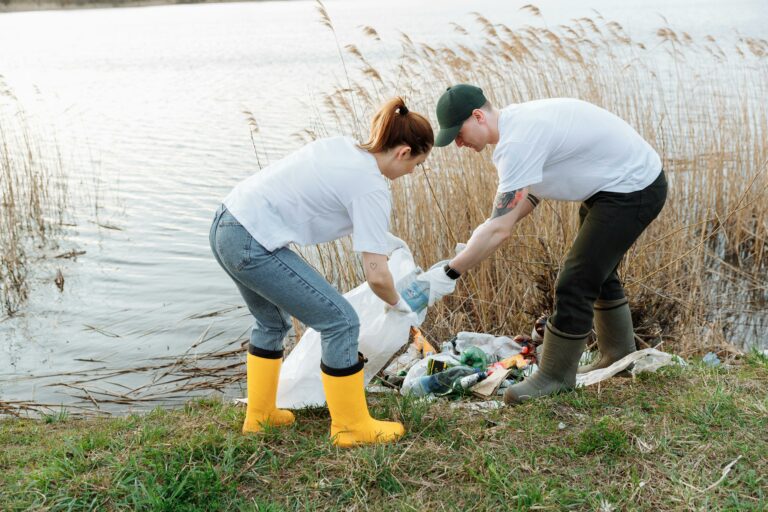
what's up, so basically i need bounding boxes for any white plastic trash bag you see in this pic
[276,235,422,409]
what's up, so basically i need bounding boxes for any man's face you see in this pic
[455,111,489,152]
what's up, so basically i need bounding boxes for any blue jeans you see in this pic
[209,205,360,369]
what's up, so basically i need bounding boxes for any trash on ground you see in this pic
[366,385,397,394]
[576,348,686,387]
[401,332,539,398]
[454,332,532,360]
[460,346,489,370]
[450,400,505,412]
[471,367,513,398]
[702,351,722,367]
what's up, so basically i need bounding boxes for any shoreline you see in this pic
[2,357,767,509]
[0,0,281,14]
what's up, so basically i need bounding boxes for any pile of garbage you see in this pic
[271,237,684,409]
[382,318,547,400]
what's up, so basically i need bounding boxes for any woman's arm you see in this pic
[362,252,399,305]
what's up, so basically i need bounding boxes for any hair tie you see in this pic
[398,105,409,115]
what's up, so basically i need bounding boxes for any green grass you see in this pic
[1,356,767,511]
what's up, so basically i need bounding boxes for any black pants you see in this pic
[549,170,668,335]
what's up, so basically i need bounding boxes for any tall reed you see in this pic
[0,77,68,316]
[300,3,767,353]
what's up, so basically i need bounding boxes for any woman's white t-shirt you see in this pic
[223,136,392,255]
[493,98,662,201]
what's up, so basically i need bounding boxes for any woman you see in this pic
[209,97,433,447]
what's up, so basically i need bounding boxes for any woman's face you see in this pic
[390,146,431,179]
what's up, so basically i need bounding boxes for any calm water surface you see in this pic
[1,0,766,412]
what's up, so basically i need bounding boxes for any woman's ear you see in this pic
[397,145,412,160]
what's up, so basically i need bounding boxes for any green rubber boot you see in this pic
[578,298,636,374]
[504,321,588,405]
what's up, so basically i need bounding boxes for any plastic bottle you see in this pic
[396,267,430,313]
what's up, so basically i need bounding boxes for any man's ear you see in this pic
[473,108,486,124]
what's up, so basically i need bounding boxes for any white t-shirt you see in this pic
[223,136,392,255]
[493,98,662,201]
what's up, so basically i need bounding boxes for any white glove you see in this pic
[417,261,458,306]
[385,296,413,315]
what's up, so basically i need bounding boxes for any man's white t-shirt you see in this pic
[223,136,391,255]
[493,98,662,201]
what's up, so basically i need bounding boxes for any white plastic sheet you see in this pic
[275,235,421,409]
[454,331,524,360]
[576,348,685,387]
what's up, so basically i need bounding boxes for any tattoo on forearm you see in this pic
[369,262,378,270]
[491,189,525,218]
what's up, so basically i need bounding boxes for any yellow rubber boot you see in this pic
[242,347,295,434]
[321,355,405,447]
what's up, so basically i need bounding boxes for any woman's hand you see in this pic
[385,296,413,315]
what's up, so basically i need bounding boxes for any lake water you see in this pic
[1,0,766,413]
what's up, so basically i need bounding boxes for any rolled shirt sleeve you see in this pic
[347,189,392,255]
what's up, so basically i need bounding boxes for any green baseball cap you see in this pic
[434,84,488,147]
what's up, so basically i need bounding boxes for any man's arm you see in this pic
[447,188,538,274]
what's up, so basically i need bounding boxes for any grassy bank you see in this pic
[2,355,766,511]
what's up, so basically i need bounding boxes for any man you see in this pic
[430,84,667,404]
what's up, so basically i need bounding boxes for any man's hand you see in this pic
[418,262,458,305]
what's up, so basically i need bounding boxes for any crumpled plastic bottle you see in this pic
[396,267,430,313]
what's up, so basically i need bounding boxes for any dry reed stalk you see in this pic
[1,80,69,316]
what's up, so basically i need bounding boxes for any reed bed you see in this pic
[304,2,768,354]
[0,77,69,316]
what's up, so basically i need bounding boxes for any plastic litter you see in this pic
[576,348,685,387]
[401,352,462,395]
[460,346,489,370]
[450,400,504,412]
[400,329,540,398]
[454,332,523,359]
[407,366,478,397]
[382,327,438,385]
[531,315,547,342]
[702,352,722,367]
[397,269,431,313]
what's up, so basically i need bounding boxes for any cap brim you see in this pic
[434,125,461,147]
